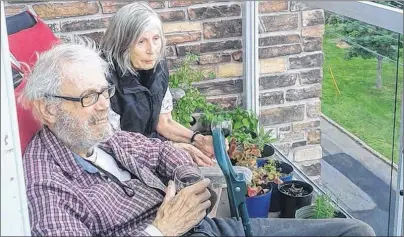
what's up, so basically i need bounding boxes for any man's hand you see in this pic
[173,143,214,167]
[152,179,211,236]
[193,135,229,158]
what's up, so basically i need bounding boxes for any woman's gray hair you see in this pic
[21,37,110,111]
[101,2,166,76]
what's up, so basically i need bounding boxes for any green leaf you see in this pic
[234,122,243,129]
[242,118,250,127]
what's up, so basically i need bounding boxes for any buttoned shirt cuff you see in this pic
[145,224,164,236]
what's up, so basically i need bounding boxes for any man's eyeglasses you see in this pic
[46,85,116,107]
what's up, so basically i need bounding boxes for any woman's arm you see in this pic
[157,87,218,166]
[156,112,194,143]
[156,112,215,166]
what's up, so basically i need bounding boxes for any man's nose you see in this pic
[95,93,110,110]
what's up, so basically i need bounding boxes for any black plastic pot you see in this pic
[189,116,197,126]
[270,162,294,212]
[255,159,294,212]
[334,211,347,218]
[279,180,314,218]
[261,144,275,158]
[230,159,237,166]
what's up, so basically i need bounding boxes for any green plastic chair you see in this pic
[211,125,253,237]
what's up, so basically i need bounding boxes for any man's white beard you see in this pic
[53,108,115,154]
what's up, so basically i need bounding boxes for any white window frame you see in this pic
[1,1,31,236]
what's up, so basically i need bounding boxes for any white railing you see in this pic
[0,1,31,236]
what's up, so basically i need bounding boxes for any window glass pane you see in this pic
[267,5,402,235]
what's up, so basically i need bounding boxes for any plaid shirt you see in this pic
[23,126,192,236]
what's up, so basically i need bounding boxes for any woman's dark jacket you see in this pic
[107,60,169,137]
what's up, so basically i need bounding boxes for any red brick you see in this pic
[259,44,302,59]
[196,79,243,96]
[201,40,242,53]
[176,44,201,57]
[158,10,186,22]
[61,17,110,32]
[260,14,298,33]
[100,1,130,14]
[169,0,205,8]
[149,1,165,9]
[165,32,201,45]
[32,2,99,20]
[5,5,25,16]
[203,19,242,39]
[259,1,288,13]
[188,4,241,20]
[207,96,239,110]
[100,1,163,14]
[199,53,231,65]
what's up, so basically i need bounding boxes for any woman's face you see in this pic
[130,27,162,70]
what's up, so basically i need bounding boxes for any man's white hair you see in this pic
[21,37,110,122]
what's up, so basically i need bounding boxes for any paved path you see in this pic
[320,117,398,236]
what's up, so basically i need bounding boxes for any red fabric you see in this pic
[8,13,59,153]
[14,78,41,154]
[8,15,60,67]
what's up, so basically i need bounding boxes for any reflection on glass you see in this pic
[323,12,402,163]
[315,10,402,236]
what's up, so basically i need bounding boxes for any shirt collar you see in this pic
[72,153,99,174]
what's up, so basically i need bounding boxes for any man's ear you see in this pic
[32,100,57,125]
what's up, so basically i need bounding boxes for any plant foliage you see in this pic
[312,194,337,219]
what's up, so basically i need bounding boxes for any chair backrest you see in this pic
[6,11,36,35]
[13,79,41,154]
[7,10,60,68]
[6,9,60,154]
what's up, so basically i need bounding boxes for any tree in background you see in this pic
[340,23,400,89]
[326,11,402,89]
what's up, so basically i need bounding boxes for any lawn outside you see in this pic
[321,27,403,164]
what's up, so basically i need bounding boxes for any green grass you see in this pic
[322,30,403,164]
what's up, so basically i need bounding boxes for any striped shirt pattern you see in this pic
[23,126,192,236]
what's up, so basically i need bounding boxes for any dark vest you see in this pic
[107,60,169,137]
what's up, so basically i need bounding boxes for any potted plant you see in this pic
[256,159,294,212]
[295,194,347,219]
[278,180,314,218]
[228,127,276,166]
[245,163,282,218]
[228,141,261,168]
[170,54,219,128]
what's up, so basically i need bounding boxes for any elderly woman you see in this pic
[101,2,214,166]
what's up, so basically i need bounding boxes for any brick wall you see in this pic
[6,1,325,174]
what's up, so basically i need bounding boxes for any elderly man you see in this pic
[21,40,375,236]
